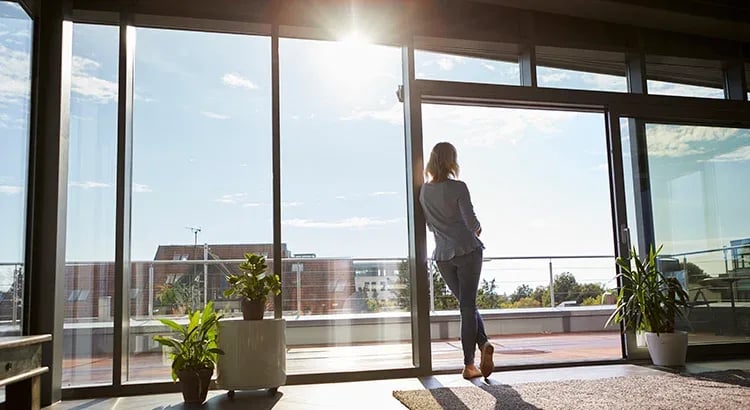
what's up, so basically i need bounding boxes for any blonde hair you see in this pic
[425,142,459,183]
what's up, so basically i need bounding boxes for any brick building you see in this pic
[62,243,364,320]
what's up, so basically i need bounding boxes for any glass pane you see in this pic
[643,122,750,340]
[63,23,118,387]
[619,118,640,251]
[128,28,271,383]
[646,55,724,99]
[536,46,627,93]
[280,37,412,374]
[415,50,519,85]
[538,67,627,93]
[0,1,32,336]
[422,104,621,369]
[647,80,724,99]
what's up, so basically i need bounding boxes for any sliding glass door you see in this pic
[421,103,622,369]
[622,120,750,342]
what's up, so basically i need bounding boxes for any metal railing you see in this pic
[4,254,620,324]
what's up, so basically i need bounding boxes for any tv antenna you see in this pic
[185,226,202,247]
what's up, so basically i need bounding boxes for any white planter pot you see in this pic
[645,331,688,366]
[217,318,286,391]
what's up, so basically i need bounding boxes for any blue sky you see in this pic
[2,14,750,294]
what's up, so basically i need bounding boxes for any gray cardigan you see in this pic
[419,179,484,261]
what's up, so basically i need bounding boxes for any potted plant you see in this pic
[606,245,690,366]
[153,301,224,404]
[223,253,282,320]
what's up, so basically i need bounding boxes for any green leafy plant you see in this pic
[153,301,224,381]
[606,245,689,334]
[223,253,282,302]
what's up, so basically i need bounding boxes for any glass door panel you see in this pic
[421,104,622,370]
[280,37,413,374]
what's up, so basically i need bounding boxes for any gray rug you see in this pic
[393,370,750,409]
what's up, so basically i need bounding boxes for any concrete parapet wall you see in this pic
[63,306,618,357]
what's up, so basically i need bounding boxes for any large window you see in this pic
[280,37,412,374]
[640,122,750,340]
[63,23,119,387]
[0,1,32,336]
[128,27,272,383]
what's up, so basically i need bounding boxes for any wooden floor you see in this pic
[47,360,750,409]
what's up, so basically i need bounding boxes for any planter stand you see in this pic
[216,318,286,397]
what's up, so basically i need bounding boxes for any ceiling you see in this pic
[476,0,750,43]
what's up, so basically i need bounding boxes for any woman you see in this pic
[420,142,494,380]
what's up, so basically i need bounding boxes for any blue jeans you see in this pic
[436,248,488,365]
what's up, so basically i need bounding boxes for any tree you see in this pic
[394,260,411,309]
[530,285,551,307]
[477,279,505,308]
[553,272,579,302]
[682,261,709,284]
[430,262,459,310]
[510,284,533,302]
[575,282,604,303]
[394,260,460,311]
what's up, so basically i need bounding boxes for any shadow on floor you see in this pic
[153,390,282,410]
[682,369,750,388]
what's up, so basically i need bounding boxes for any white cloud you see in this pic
[0,112,23,128]
[705,146,750,162]
[216,193,246,204]
[222,73,257,90]
[422,104,578,147]
[368,191,397,197]
[481,63,496,71]
[593,162,608,172]
[437,57,457,71]
[282,217,401,229]
[341,103,403,125]
[648,81,723,99]
[0,43,31,104]
[70,181,111,189]
[0,185,22,194]
[215,193,288,208]
[200,111,230,120]
[581,73,627,92]
[646,124,739,157]
[71,56,117,102]
[133,183,152,193]
[538,71,570,84]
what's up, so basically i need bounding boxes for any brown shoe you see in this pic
[480,342,494,378]
[462,364,482,380]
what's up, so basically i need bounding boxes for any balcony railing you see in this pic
[2,254,620,325]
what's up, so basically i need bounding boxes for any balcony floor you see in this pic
[63,331,624,386]
[62,330,750,387]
